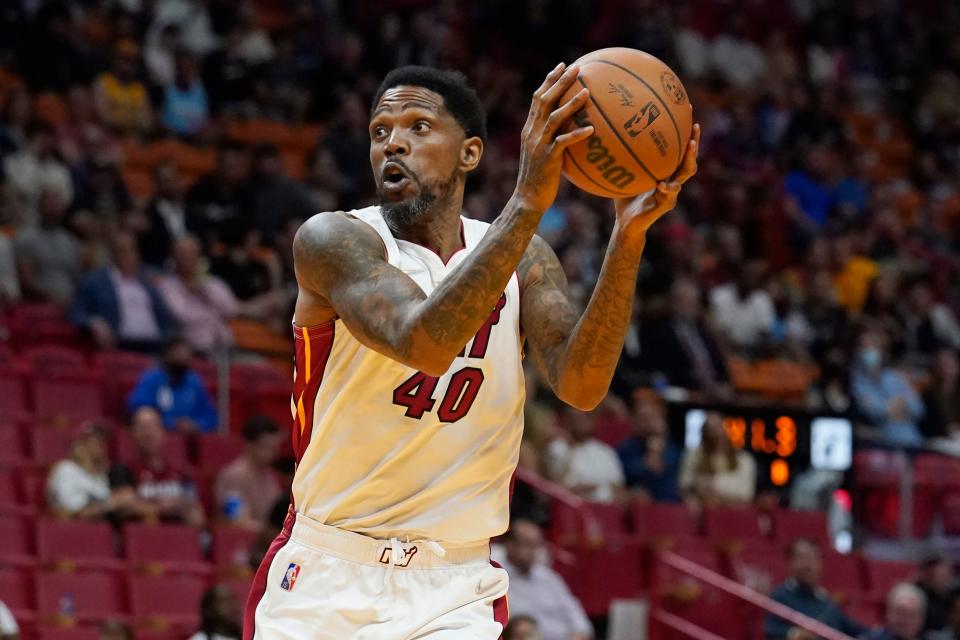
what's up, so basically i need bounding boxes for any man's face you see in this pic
[789,541,822,588]
[250,432,282,467]
[633,400,666,438]
[506,619,541,640]
[112,233,140,273]
[369,86,467,229]
[505,521,542,573]
[887,592,924,638]
[131,409,165,456]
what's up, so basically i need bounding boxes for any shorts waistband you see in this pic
[289,513,490,569]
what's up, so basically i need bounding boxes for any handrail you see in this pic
[650,609,729,640]
[657,551,857,640]
[513,466,604,540]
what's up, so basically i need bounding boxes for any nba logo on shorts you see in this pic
[280,563,301,591]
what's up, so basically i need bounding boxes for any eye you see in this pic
[372,125,388,140]
[413,121,431,133]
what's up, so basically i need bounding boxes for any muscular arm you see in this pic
[293,199,543,376]
[519,232,644,410]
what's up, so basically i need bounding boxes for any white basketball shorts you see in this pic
[244,509,510,639]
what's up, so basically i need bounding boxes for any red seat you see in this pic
[865,559,915,601]
[196,433,244,473]
[730,547,788,594]
[32,374,104,426]
[772,509,829,547]
[0,567,36,624]
[633,502,698,540]
[651,551,743,638]
[821,552,866,601]
[703,507,764,541]
[211,525,256,575]
[572,537,644,617]
[0,423,27,466]
[8,304,78,346]
[34,571,126,624]
[29,429,74,468]
[37,519,123,572]
[548,500,625,546]
[93,351,155,419]
[128,574,205,631]
[123,523,210,575]
[22,346,87,376]
[0,470,33,517]
[231,383,292,433]
[112,429,189,470]
[230,362,289,387]
[18,469,46,511]
[37,627,101,640]
[0,515,35,566]
[0,372,29,415]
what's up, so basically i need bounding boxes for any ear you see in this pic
[460,136,484,173]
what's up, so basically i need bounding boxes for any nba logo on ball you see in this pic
[280,563,301,591]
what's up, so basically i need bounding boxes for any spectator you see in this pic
[3,121,74,227]
[709,258,776,352]
[187,584,242,640]
[149,0,219,58]
[185,142,250,246]
[545,406,625,504]
[98,619,132,640]
[92,40,153,136]
[0,87,30,158]
[499,520,592,640]
[109,406,206,527]
[145,23,181,87]
[70,231,177,352]
[46,422,141,520]
[215,416,283,533]
[244,143,316,244]
[134,161,187,269]
[922,350,960,441]
[859,583,927,640]
[903,279,960,358]
[161,51,209,137]
[0,233,19,307]
[13,187,81,307]
[616,391,682,503]
[0,599,17,640]
[128,337,219,433]
[208,222,274,301]
[156,235,237,354]
[930,589,960,640]
[503,615,542,640]
[641,277,731,395]
[917,552,957,633]
[764,538,866,640]
[679,411,756,509]
[57,84,122,169]
[851,327,925,447]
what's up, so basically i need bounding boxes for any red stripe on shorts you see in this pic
[242,505,296,640]
[490,559,510,637]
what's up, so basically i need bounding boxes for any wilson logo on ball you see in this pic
[573,110,637,190]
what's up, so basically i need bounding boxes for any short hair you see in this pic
[503,615,539,640]
[786,537,821,559]
[242,415,280,443]
[372,66,487,142]
[888,582,926,612]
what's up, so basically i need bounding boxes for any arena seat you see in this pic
[29,429,74,468]
[93,350,155,419]
[771,509,829,548]
[729,546,788,594]
[128,574,205,631]
[573,537,644,617]
[36,627,101,640]
[702,507,764,543]
[7,304,78,347]
[651,551,742,638]
[211,525,257,576]
[0,567,35,625]
[864,559,915,603]
[37,519,123,572]
[123,524,211,576]
[0,423,27,466]
[0,515,35,567]
[0,470,33,517]
[223,575,254,604]
[22,345,87,376]
[0,371,29,415]
[820,553,866,602]
[34,571,126,624]
[548,500,626,546]
[196,433,244,473]
[632,502,698,540]
[32,374,104,427]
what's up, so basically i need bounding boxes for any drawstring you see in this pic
[381,538,447,588]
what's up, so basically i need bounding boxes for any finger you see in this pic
[673,124,700,184]
[544,88,590,136]
[539,63,582,111]
[533,62,566,100]
[552,125,594,150]
[657,180,681,194]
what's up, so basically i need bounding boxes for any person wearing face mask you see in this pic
[851,327,924,448]
[127,336,219,433]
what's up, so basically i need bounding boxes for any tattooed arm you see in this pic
[292,63,595,376]
[521,124,701,410]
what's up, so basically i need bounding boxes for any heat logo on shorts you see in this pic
[280,563,301,591]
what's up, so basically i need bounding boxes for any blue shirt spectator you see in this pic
[851,329,925,447]
[128,337,218,433]
[161,53,208,136]
[617,392,681,503]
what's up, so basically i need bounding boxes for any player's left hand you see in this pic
[614,123,700,240]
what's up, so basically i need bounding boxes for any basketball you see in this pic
[561,47,694,198]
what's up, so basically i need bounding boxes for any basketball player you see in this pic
[245,62,699,639]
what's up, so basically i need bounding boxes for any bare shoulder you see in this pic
[293,210,383,263]
[518,234,567,290]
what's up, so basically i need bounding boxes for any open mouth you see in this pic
[382,163,412,193]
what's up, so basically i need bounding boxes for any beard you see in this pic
[379,166,458,233]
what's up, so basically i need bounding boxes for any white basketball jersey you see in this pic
[289,206,525,545]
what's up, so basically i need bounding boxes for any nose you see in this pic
[384,130,409,158]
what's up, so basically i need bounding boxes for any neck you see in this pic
[384,183,465,262]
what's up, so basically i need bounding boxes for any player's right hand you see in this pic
[514,62,594,213]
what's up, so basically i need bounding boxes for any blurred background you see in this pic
[0,0,959,639]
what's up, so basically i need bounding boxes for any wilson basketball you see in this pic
[561,47,693,198]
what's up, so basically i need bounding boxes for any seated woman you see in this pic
[679,411,756,510]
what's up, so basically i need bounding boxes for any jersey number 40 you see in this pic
[391,294,505,423]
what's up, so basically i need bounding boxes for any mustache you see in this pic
[382,159,420,184]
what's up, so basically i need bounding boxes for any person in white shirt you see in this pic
[500,520,592,640]
[679,412,757,510]
[188,584,241,640]
[546,405,626,504]
[0,599,18,640]
[709,259,775,351]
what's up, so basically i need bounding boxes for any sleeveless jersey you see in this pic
[290,206,525,545]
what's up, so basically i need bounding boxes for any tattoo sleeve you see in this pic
[519,232,644,408]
